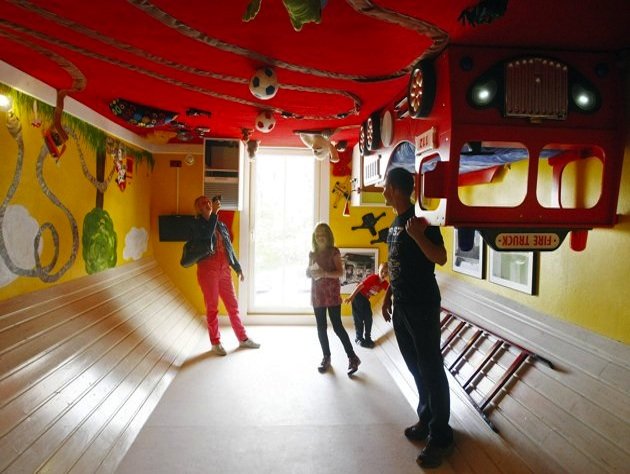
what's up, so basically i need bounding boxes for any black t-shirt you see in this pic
[387,206,443,306]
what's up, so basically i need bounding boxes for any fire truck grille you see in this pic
[505,58,568,120]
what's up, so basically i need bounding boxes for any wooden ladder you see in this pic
[440,309,554,433]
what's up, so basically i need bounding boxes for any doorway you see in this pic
[247,148,326,314]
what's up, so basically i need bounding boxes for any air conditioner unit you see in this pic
[203,139,244,210]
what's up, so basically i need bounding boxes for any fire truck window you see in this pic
[536,145,603,209]
[457,140,528,207]
[417,152,442,211]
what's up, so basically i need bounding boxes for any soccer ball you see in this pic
[255,110,276,133]
[249,67,278,100]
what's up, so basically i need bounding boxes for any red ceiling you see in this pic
[1,0,628,147]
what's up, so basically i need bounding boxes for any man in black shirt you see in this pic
[382,167,454,468]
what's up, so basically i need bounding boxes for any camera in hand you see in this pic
[211,194,222,202]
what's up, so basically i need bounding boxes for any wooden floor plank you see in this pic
[0,266,165,355]
[18,301,195,473]
[490,407,566,474]
[508,377,629,472]
[519,364,630,457]
[76,312,207,474]
[530,357,630,422]
[0,282,174,418]
[0,292,182,467]
[0,273,169,380]
[0,259,158,318]
[0,259,208,474]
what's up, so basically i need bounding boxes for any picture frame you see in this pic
[339,248,379,294]
[452,228,485,279]
[488,249,537,294]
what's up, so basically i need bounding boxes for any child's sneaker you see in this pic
[361,338,375,348]
[318,356,331,373]
[347,354,361,376]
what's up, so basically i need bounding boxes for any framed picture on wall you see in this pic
[452,228,485,279]
[339,248,379,294]
[488,249,537,294]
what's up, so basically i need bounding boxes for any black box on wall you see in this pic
[158,215,196,242]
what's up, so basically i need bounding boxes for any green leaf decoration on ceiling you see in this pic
[243,0,325,31]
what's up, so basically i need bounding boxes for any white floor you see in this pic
[115,325,455,473]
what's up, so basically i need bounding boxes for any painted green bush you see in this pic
[82,208,117,274]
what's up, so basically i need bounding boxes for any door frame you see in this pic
[238,147,329,316]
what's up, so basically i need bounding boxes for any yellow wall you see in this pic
[150,152,202,314]
[149,151,242,317]
[0,86,153,301]
[328,182,393,315]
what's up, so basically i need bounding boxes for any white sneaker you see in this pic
[212,343,227,356]
[239,338,260,349]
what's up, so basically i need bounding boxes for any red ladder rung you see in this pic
[440,320,466,352]
[440,312,454,328]
[462,339,504,390]
[480,351,529,411]
[448,329,484,373]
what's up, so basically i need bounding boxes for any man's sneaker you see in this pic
[347,354,361,376]
[404,421,429,441]
[355,336,365,345]
[211,343,227,356]
[361,338,375,348]
[318,356,331,373]
[239,338,261,349]
[416,438,454,469]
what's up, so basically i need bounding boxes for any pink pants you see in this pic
[196,257,247,345]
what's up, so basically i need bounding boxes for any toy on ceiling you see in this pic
[249,67,278,100]
[109,98,177,128]
[44,91,69,160]
[169,120,210,142]
[186,108,212,118]
[241,127,260,160]
[255,110,276,133]
[298,131,340,163]
[145,130,177,145]
[458,0,509,27]
[243,0,328,31]
[45,78,86,160]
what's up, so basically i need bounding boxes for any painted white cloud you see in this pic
[0,205,43,287]
[123,227,148,261]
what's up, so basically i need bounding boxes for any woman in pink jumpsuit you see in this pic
[193,195,260,355]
